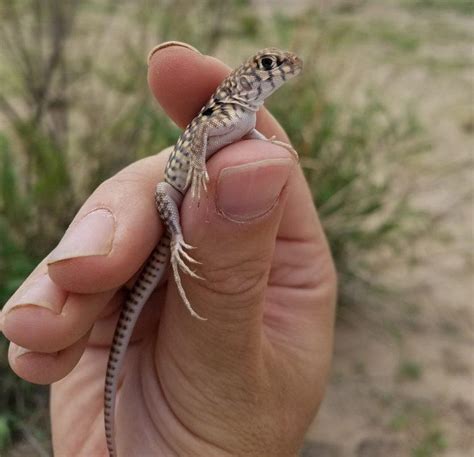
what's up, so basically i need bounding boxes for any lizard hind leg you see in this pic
[170,234,207,321]
[155,181,207,320]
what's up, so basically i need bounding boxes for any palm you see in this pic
[51,226,330,456]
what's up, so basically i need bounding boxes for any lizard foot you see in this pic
[170,235,207,320]
[267,136,299,160]
[185,163,209,202]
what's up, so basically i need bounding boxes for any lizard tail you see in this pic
[104,234,171,457]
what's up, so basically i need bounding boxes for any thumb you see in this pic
[160,139,296,360]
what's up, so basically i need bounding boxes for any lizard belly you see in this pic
[206,112,256,158]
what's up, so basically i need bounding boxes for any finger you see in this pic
[159,140,296,366]
[3,150,176,372]
[1,266,115,353]
[148,42,289,141]
[2,270,162,342]
[8,331,90,385]
[47,150,172,294]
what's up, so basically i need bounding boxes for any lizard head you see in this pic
[213,48,303,110]
[235,48,303,107]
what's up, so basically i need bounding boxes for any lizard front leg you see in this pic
[245,128,299,160]
[185,123,210,201]
[155,181,206,320]
[185,119,239,201]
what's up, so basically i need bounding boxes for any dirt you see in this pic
[298,1,474,456]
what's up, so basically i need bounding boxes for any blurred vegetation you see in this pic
[389,399,448,457]
[0,0,452,454]
[405,0,474,15]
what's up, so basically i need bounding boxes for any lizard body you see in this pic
[104,47,302,457]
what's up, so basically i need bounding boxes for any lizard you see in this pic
[104,45,303,457]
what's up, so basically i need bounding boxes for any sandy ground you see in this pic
[299,1,473,456]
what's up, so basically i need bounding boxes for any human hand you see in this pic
[1,43,336,457]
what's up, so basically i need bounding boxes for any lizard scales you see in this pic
[104,47,302,457]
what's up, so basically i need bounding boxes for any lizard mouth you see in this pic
[290,54,303,74]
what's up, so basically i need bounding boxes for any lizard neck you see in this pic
[218,95,262,113]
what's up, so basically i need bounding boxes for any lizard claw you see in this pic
[171,236,204,278]
[187,163,209,203]
[181,240,196,250]
[170,235,207,320]
[267,136,299,160]
[180,248,201,265]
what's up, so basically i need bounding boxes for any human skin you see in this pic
[0,43,337,456]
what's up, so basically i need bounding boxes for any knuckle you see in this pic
[199,254,269,302]
[93,172,155,210]
[99,171,146,193]
[94,152,172,197]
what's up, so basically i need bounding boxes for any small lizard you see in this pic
[104,46,303,457]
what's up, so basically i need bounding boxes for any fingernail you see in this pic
[12,344,33,359]
[47,209,115,264]
[217,158,294,222]
[147,41,201,65]
[4,274,66,316]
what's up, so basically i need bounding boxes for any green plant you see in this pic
[413,429,447,457]
[389,400,448,456]
[406,0,474,15]
[398,360,423,381]
[0,336,51,455]
[0,414,12,451]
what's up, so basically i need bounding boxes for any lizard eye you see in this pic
[259,56,277,71]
